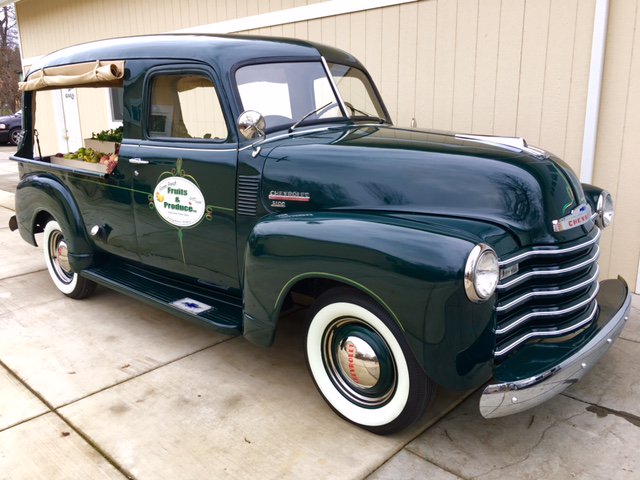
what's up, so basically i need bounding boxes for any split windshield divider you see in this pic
[320,56,349,121]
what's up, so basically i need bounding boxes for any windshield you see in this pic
[327,63,386,121]
[235,61,388,132]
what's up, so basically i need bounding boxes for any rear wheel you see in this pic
[42,220,96,299]
[8,128,21,146]
[305,288,434,434]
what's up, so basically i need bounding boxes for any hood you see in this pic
[261,124,592,247]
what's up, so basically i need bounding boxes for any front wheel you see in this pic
[42,220,96,299]
[305,288,434,434]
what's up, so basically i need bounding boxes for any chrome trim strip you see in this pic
[496,266,600,312]
[128,157,149,164]
[455,134,523,153]
[496,283,600,335]
[247,126,335,150]
[494,301,599,357]
[455,134,547,158]
[497,246,600,290]
[321,56,349,118]
[481,288,630,418]
[498,228,601,266]
[134,143,239,153]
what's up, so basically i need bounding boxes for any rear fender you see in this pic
[16,174,94,271]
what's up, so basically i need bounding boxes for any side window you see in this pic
[109,87,124,122]
[148,73,228,141]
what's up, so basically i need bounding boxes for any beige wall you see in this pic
[16,0,323,59]
[241,0,595,175]
[592,0,640,293]
[14,0,640,290]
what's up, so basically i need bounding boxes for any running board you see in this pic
[81,262,243,336]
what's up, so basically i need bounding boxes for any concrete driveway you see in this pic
[0,146,639,479]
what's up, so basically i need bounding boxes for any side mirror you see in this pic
[238,110,266,140]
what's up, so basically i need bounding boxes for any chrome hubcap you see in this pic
[337,336,380,389]
[323,318,397,407]
[49,231,73,284]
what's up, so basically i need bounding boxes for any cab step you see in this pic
[81,261,243,335]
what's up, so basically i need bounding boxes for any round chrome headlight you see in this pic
[464,244,499,303]
[596,191,614,228]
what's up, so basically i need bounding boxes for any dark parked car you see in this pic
[0,110,22,146]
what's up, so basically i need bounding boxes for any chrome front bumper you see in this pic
[480,277,631,418]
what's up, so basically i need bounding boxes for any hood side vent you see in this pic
[237,175,261,216]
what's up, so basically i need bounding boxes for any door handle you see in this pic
[129,157,149,165]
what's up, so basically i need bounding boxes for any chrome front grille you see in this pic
[494,228,601,360]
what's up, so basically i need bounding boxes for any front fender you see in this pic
[242,212,499,390]
[16,173,94,271]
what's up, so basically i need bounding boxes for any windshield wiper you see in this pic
[289,101,337,132]
[344,102,387,124]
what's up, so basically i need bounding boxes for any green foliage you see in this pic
[91,126,123,142]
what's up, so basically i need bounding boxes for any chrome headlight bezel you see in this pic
[596,190,614,229]
[464,244,499,303]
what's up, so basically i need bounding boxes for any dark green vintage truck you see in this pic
[10,34,631,434]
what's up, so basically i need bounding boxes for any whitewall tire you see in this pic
[305,288,434,434]
[42,220,96,299]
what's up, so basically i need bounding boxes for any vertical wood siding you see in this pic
[593,0,640,290]
[16,0,324,59]
[239,0,594,175]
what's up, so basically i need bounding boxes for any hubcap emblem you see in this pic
[56,241,71,273]
[337,336,380,389]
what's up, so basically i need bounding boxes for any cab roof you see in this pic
[26,34,362,77]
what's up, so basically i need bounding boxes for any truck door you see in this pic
[131,66,239,290]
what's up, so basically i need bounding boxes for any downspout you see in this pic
[579,0,609,184]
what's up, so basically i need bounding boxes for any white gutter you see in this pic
[174,0,415,34]
[579,0,609,184]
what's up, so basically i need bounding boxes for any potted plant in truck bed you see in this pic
[84,126,122,153]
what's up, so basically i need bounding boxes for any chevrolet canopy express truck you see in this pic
[9,35,631,434]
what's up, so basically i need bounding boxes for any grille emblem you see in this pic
[499,263,519,280]
[552,204,592,232]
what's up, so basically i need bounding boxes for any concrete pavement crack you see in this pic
[467,412,584,479]
[365,389,479,479]
[0,411,50,434]
[0,336,238,479]
[0,357,136,480]
[0,267,47,281]
[54,335,239,410]
[0,289,65,319]
[562,392,640,428]
[368,446,470,480]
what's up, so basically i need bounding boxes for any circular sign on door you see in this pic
[153,176,205,228]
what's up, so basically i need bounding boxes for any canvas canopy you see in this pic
[19,60,125,92]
